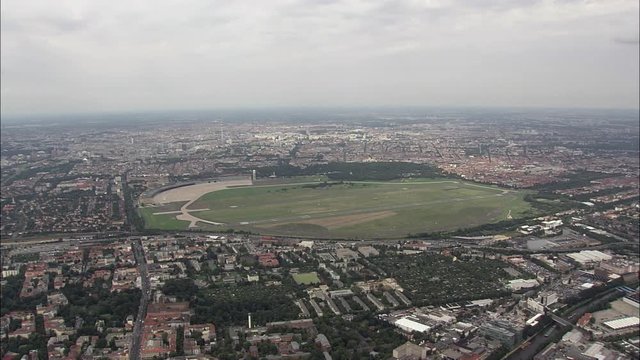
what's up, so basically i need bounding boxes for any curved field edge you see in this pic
[138,178,539,238]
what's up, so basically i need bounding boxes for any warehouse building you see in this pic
[394,316,431,334]
[603,317,640,330]
[566,250,612,267]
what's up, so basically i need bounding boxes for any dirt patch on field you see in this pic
[261,210,396,230]
[262,223,330,236]
[485,208,505,219]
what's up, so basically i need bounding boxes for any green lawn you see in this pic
[292,272,321,285]
[141,178,536,238]
[138,207,190,230]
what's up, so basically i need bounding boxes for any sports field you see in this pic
[139,178,535,238]
[292,272,321,285]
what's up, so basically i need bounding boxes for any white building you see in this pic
[508,278,540,292]
[394,317,431,333]
[603,317,640,330]
[567,250,612,266]
[527,298,545,313]
[2,269,19,277]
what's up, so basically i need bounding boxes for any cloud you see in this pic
[1,0,639,115]
[614,36,640,45]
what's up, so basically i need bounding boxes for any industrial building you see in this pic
[603,316,640,330]
[507,278,540,292]
[478,320,520,347]
[394,317,431,334]
[566,250,613,267]
[392,341,429,359]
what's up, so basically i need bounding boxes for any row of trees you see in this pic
[410,216,536,239]
[530,170,616,192]
[253,161,443,181]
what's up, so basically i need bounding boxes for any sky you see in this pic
[1,0,639,116]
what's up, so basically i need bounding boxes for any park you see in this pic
[139,177,535,239]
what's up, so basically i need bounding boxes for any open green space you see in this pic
[141,178,536,238]
[292,272,321,285]
[138,207,190,230]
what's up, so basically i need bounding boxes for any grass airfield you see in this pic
[140,178,534,239]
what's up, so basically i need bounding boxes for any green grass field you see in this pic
[140,178,536,238]
[292,272,321,285]
[139,207,191,230]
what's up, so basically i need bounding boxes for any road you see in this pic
[547,311,573,327]
[5,230,628,255]
[505,287,624,360]
[130,239,151,360]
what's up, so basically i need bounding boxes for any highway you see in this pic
[130,239,151,360]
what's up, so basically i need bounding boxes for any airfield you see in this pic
[139,178,534,239]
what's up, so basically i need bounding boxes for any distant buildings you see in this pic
[393,341,428,359]
[566,250,612,267]
[357,246,379,257]
[507,278,540,292]
[334,248,359,261]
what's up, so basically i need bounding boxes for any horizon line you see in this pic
[2,104,639,121]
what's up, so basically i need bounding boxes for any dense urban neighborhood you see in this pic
[1,232,639,359]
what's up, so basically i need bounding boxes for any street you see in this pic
[130,239,151,360]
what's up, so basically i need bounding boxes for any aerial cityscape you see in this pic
[1,1,639,360]
[1,108,638,360]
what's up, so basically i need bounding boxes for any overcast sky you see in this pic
[1,0,638,116]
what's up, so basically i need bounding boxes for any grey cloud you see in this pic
[1,0,638,116]
[614,36,640,45]
[41,17,88,32]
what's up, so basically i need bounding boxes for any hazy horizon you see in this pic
[2,105,639,127]
[2,0,639,117]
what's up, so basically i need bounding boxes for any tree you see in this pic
[257,340,278,355]
[176,326,185,356]
[162,279,198,300]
